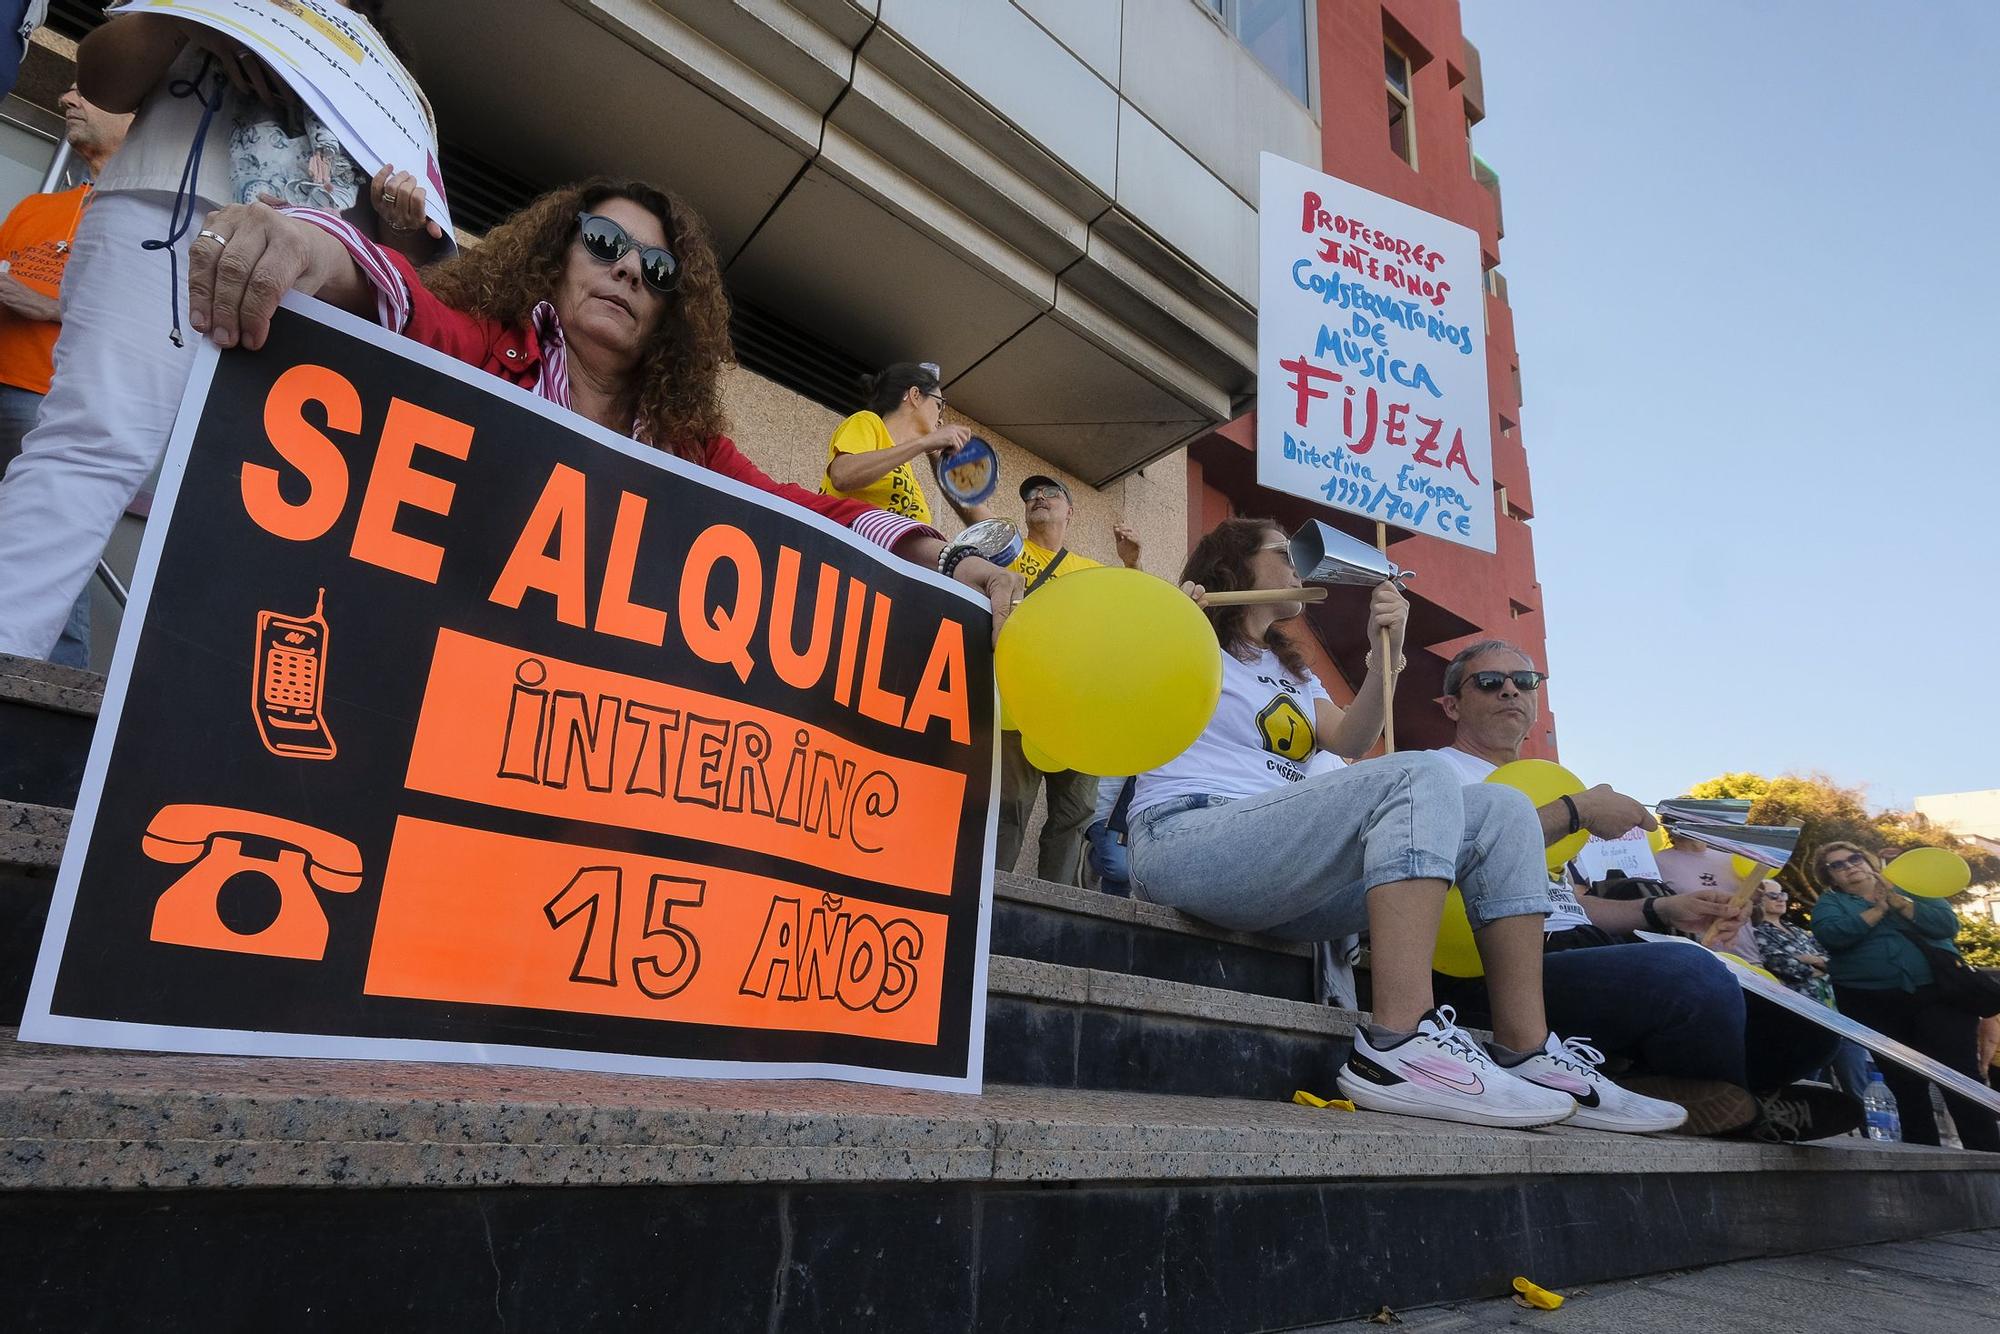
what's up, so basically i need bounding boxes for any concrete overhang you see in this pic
[395,0,1255,487]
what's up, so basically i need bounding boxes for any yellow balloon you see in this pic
[998,695,1020,733]
[1484,758,1587,870]
[1885,847,1972,899]
[1729,854,1768,882]
[995,568,1223,777]
[1647,824,1671,854]
[1021,737,1067,773]
[1433,887,1484,979]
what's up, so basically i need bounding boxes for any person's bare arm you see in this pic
[1534,785,1657,847]
[77,15,187,114]
[0,273,58,323]
[188,203,374,351]
[894,532,1025,644]
[1581,888,1741,936]
[827,424,968,493]
[1316,581,1406,758]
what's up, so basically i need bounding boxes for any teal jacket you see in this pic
[1811,888,1961,993]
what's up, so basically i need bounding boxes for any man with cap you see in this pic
[996,471,1142,883]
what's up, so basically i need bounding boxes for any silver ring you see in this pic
[381,191,397,206]
[197,229,229,245]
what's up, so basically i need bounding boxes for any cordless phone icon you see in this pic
[253,589,336,759]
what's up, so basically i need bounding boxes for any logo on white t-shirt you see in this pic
[1255,694,1314,761]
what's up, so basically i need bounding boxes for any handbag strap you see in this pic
[1024,547,1070,595]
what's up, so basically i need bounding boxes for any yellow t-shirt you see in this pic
[1010,539,1103,586]
[819,411,933,526]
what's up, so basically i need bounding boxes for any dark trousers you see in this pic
[994,731,1095,884]
[1833,984,2000,1152]
[1440,939,1838,1093]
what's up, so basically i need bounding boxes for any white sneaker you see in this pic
[1336,1007,1578,1129]
[1502,1034,1689,1134]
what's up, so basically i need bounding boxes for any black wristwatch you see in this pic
[1641,897,1665,931]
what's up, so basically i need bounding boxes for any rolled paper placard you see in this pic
[1199,587,1330,606]
[935,435,998,507]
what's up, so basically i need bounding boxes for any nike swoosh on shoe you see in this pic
[1405,1056,1485,1096]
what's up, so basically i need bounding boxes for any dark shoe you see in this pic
[1623,1076,1758,1136]
[1744,1081,1865,1144]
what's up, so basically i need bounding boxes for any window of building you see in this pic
[1201,0,1313,106]
[1385,42,1415,166]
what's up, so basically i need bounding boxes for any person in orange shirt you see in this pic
[0,83,132,665]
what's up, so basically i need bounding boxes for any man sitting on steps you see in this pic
[1428,639,1858,1142]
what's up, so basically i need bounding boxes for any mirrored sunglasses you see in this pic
[575,212,680,294]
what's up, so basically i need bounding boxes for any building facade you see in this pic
[1187,0,1553,756]
[7,0,1548,759]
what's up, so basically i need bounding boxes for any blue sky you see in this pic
[1457,0,2000,811]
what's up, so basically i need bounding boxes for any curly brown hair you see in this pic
[1179,517,1312,677]
[421,179,733,458]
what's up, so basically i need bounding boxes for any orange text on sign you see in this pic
[241,364,974,748]
[363,816,947,1046]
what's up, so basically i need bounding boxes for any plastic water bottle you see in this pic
[1863,1071,1901,1142]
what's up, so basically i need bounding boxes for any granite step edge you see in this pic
[0,651,102,717]
[995,870,1314,958]
[989,954,1361,1038]
[0,1093,1977,1195]
[1,799,67,870]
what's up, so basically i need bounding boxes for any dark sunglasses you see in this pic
[575,212,680,294]
[1823,854,1870,872]
[1464,670,1546,693]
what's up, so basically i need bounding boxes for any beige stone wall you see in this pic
[719,363,1188,877]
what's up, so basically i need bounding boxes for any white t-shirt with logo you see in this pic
[1131,647,1343,818]
[1430,745,1591,934]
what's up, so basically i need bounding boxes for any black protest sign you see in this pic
[23,298,997,1090]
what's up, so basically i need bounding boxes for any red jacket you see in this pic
[293,209,925,553]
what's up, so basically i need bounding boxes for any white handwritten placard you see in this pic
[1255,153,1493,551]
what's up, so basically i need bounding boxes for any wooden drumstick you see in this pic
[1198,586,1329,606]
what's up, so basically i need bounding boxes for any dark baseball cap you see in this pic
[1019,474,1071,502]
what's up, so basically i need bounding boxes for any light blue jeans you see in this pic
[1127,751,1551,941]
[0,383,88,667]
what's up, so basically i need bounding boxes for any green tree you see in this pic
[1958,913,2000,969]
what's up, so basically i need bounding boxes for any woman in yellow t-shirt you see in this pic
[819,362,972,526]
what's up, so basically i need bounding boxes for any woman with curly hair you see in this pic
[1126,517,1684,1133]
[181,180,1024,619]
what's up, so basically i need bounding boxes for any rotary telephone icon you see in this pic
[142,804,363,960]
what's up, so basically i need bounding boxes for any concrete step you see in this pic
[0,653,97,810]
[992,870,1315,1003]
[2,1032,1995,1332]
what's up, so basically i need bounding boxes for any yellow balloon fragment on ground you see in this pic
[1292,1089,1357,1112]
[1512,1277,1564,1310]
